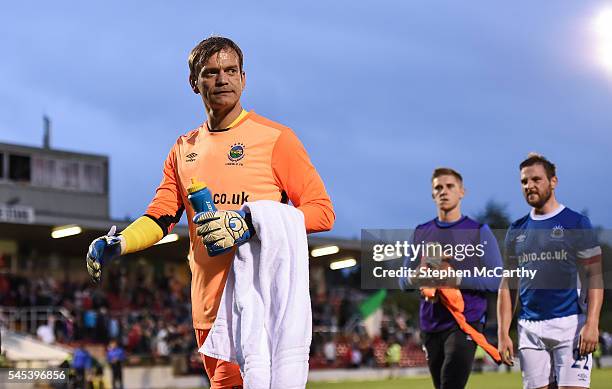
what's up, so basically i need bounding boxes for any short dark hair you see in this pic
[519,153,556,179]
[188,36,244,85]
[431,167,463,184]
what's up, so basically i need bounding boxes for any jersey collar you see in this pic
[207,109,249,132]
[529,204,565,221]
[434,215,467,228]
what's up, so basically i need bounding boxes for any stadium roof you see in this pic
[0,141,107,160]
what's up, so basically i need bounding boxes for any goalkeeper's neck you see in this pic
[206,102,244,131]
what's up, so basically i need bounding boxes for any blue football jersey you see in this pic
[504,205,601,321]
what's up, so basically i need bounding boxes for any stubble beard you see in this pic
[525,186,552,209]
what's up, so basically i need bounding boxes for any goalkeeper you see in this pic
[85,36,335,389]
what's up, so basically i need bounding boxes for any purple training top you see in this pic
[402,216,503,333]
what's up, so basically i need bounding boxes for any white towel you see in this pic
[200,200,312,389]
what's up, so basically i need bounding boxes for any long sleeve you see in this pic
[144,145,185,235]
[271,129,335,233]
[459,225,503,291]
[119,145,185,254]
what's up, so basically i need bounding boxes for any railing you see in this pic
[0,306,70,335]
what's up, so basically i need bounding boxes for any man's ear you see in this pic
[551,176,558,190]
[241,71,246,90]
[189,75,199,95]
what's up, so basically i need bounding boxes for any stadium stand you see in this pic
[2,141,607,386]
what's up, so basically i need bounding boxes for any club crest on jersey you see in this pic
[228,143,245,162]
[550,224,564,239]
[226,143,245,166]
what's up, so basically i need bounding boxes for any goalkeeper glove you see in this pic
[193,210,254,253]
[86,226,123,283]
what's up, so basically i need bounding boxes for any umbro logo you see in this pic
[186,153,197,162]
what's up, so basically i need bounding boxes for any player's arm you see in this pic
[576,216,604,356]
[457,225,503,291]
[86,146,184,282]
[272,128,335,233]
[579,257,603,356]
[140,144,185,241]
[497,228,518,366]
[497,278,514,366]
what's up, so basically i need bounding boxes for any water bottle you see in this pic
[187,178,230,256]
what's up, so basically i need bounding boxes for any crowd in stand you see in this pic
[310,288,427,368]
[0,268,428,369]
[0,267,197,362]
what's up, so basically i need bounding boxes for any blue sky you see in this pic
[1,1,611,238]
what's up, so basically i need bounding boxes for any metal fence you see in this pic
[0,306,69,335]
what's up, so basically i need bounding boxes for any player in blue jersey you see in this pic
[401,168,503,389]
[497,154,603,389]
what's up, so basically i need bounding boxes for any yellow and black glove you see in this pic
[193,210,255,255]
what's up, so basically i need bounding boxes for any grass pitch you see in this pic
[306,367,612,389]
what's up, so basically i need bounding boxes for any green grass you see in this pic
[306,368,612,389]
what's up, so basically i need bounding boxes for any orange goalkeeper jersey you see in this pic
[145,111,335,329]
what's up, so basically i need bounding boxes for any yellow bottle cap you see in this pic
[187,178,207,194]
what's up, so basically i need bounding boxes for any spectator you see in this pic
[359,337,375,367]
[602,331,611,354]
[90,357,105,389]
[83,309,97,341]
[36,317,56,344]
[386,339,401,378]
[108,316,120,340]
[126,323,142,352]
[323,337,336,367]
[53,313,68,343]
[473,345,486,373]
[350,343,362,368]
[72,344,92,388]
[107,339,126,389]
[593,339,602,369]
[155,328,170,358]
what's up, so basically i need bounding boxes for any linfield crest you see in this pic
[226,143,246,166]
[228,143,245,162]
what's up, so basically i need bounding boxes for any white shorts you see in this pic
[518,314,591,389]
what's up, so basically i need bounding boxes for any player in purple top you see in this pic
[498,154,603,389]
[401,168,503,389]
